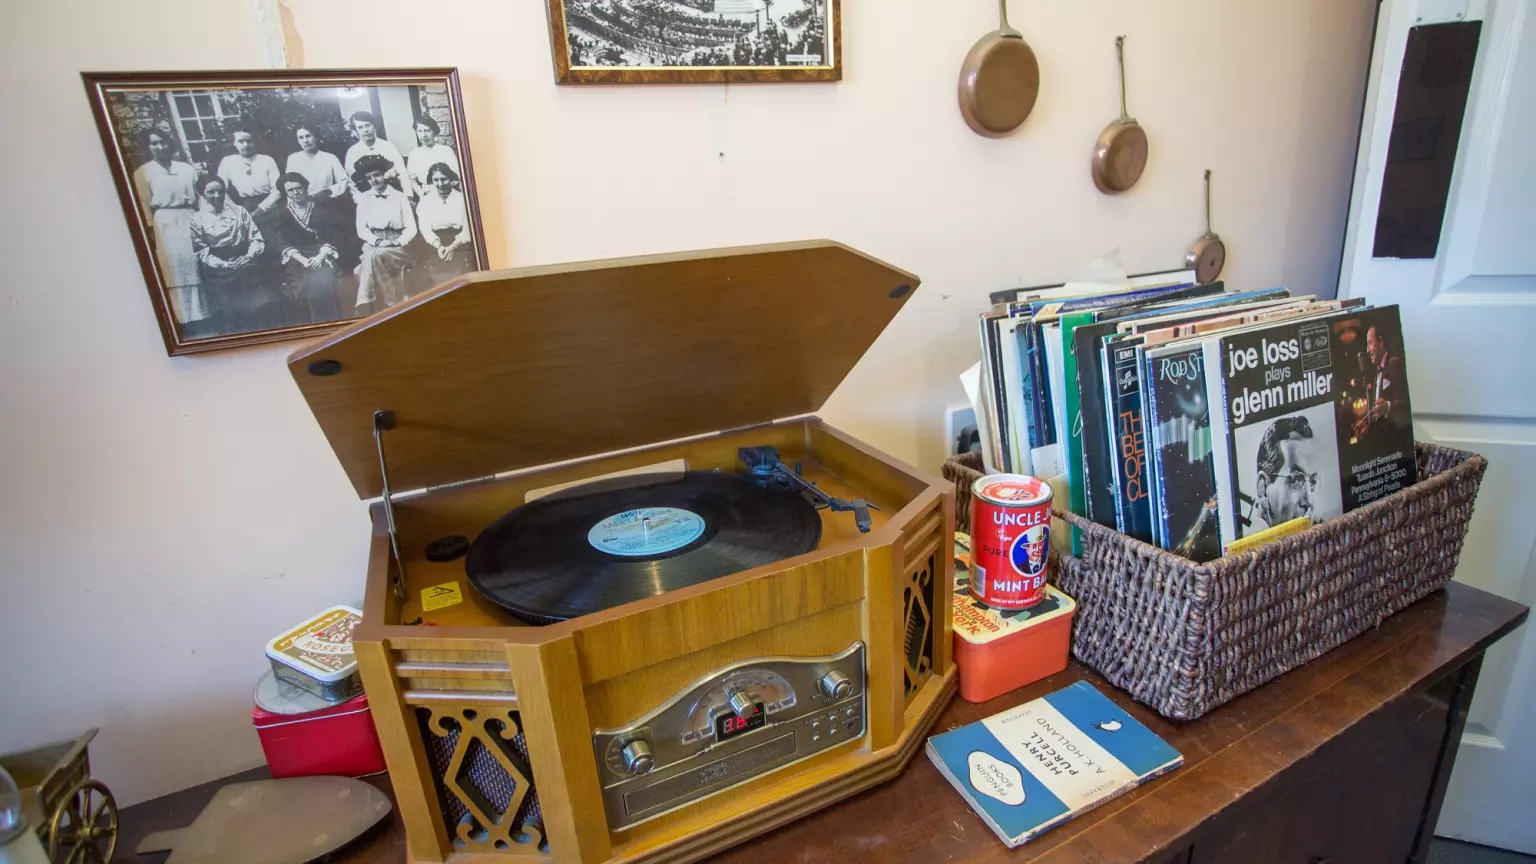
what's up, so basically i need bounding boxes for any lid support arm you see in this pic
[373,410,407,603]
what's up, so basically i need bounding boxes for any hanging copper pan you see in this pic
[1186,169,1227,283]
[1091,36,1148,194]
[958,0,1040,137]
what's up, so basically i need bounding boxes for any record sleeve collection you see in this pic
[976,273,1419,562]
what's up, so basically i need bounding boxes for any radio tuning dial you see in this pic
[621,739,655,776]
[727,687,760,719]
[819,670,854,701]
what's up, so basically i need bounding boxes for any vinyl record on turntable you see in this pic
[465,472,822,624]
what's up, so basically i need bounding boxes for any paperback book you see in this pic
[926,680,1183,848]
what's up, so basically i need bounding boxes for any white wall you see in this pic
[0,0,1375,806]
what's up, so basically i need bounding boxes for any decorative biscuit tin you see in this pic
[264,605,364,702]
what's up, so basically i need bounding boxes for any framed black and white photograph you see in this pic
[547,0,839,84]
[83,69,488,356]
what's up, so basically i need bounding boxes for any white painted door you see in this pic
[1340,0,1536,851]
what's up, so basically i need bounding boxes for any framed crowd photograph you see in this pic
[546,0,840,84]
[82,68,489,356]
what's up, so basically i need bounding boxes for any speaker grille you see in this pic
[417,706,547,853]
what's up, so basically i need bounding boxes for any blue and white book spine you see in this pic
[926,681,1183,848]
[999,314,1035,476]
[1041,322,1069,480]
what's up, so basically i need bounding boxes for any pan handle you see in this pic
[1116,36,1130,121]
[998,0,1022,38]
[1204,169,1215,236]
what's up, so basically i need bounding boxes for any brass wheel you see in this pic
[46,780,118,864]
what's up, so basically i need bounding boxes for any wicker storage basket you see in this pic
[942,443,1487,720]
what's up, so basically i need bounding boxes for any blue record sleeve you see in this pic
[1108,340,1154,542]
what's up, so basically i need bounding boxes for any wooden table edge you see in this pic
[1032,583,1530,862]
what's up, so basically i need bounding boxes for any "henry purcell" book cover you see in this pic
[926,681,1182,847]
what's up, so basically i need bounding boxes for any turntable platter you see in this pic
[465,472,822,624]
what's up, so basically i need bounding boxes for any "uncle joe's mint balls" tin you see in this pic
[970,473,1053,610]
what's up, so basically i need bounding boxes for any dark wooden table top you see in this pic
[117,582,1526,864]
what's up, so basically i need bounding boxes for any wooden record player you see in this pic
[287,241,957,864]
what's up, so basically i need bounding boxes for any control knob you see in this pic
[727,687,760,719]
[819,669,854,701]
[621,739,654,776]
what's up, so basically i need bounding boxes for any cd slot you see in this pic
[623,731,798,818]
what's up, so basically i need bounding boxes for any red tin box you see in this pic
[951,533,1076,703]
[251,671,386,778]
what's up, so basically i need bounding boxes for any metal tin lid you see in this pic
[972,473,1053,507]
[253,670,336,716]
[264,606,363,684]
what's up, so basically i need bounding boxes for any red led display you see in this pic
[715,704,767,740]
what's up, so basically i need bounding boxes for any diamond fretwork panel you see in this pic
[903,548,937,701]
[417,706,546,854]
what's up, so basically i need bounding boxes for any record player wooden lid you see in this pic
[289,240,920,499]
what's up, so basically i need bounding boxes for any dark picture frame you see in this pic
[83,68,488,356]
[546,0,840,84]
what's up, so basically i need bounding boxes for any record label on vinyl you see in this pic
[588,507,706,557]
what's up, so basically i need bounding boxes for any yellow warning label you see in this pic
[422,582,463,612]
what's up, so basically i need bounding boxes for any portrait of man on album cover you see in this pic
[1233,401,1342,537]
[1350,323,1410,441]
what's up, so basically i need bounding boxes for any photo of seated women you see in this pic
[89,73,486,354]
[352,154,417,315]
[272,172,348,325]
[189,174,272,336]
[414,163,478,287]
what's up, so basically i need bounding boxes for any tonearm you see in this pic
[738,446,879,533]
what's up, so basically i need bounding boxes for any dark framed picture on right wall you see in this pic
[546,0,840,84]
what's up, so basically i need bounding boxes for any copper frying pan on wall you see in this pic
[958,0,1040,137]
[1186,170,1227,283]
[1091,36,1148,193]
